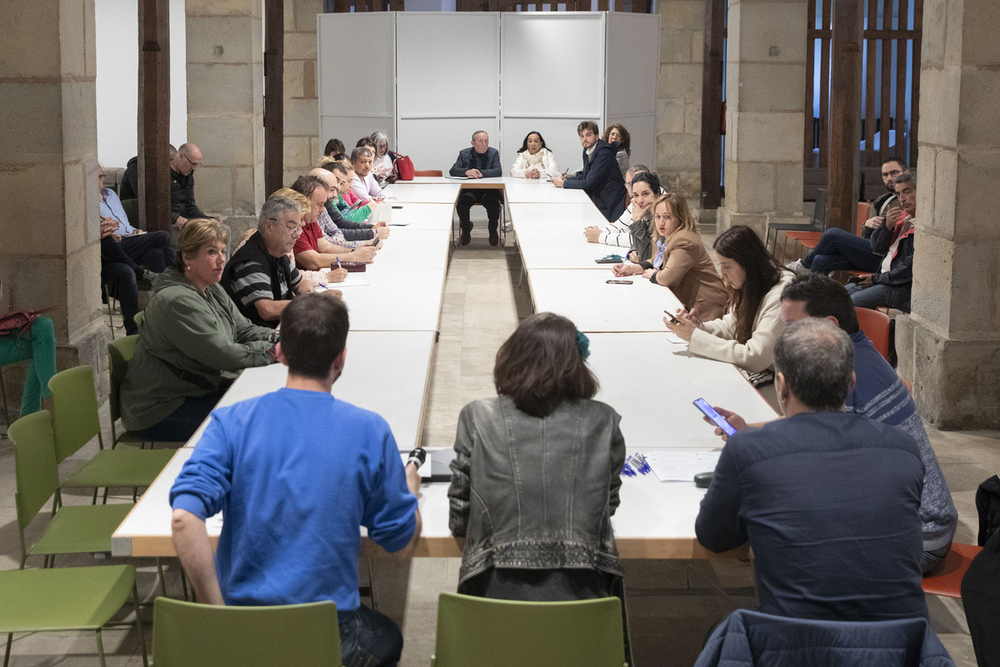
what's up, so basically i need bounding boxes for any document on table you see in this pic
[316,276,370,290]
[444,175,469,180]
[644,451,722,483]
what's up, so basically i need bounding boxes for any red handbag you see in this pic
[0,307,56,340]
[393,155,415,181]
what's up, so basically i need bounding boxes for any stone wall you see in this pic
[283,0,323,186]
[655,0,704,203]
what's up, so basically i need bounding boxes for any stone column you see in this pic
[186,0,265,239]
[0,0,109,418]
[895,0,1000,429]
[656,0,704,204]
[717,0,809,238]
[283,0,322,186]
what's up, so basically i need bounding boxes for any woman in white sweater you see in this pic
[511,131,559,179]
[664,225,793,373]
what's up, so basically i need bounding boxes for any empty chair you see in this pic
[431,592,627,667]
[152,598,342,667]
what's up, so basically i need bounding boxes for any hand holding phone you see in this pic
[693,398,738,438]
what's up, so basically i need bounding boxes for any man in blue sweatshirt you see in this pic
[170,294,422,667]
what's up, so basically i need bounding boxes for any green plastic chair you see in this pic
[431,593,628,667]
[48,365,174,503]
[8,411,135,569]
[0,564,148,667]
[153,598,343,667]
[107,336,148,449]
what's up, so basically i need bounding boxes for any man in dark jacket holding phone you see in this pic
[845,173,917,312]
[551,121,627,223]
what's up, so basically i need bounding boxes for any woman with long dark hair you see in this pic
[510,131,559,179]
[603,124,631,176]
[663,225,792,373]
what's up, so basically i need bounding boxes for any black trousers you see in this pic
[456,189,502,232]
[119,231,175,272]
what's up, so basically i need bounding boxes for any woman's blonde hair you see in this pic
[269,188,311,218]
[649,192,696,243]
[175,219,228,271]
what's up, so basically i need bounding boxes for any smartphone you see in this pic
[391,205,403,209]
[693,398,737,437]
[663,309,679,324]
[606,279,633,285]
[595,257,622,264]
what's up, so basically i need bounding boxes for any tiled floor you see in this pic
[0,221,994,665]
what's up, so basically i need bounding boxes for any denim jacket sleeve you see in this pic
[448,404,475,537]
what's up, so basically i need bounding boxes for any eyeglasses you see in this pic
[881,169,902,178]
[182,153,201,168]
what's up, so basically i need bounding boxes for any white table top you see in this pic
[184,330,437,449]
[386,203,456,231]
[501,180,593,204]
[587,333,777,449]
[339,265,447,332]
[372,228,452,271]
[508,201,610,230]
[405,176,505,186]
[384,183,462,204]
[515,228,622,271]
[529,269,687,332]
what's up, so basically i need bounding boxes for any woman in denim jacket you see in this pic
[448,313,627,601]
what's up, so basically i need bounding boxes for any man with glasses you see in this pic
[222,197,340,328]
[787,157,911,276]
[170,143,210,227]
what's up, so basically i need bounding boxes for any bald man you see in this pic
[170,143,208,227]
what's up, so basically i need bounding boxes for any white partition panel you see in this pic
[396,13,500,172]
[318,13,396,149]
[605,12,660,173]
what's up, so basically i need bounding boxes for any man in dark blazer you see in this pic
[552,121,627,222]
[449,131,503,246]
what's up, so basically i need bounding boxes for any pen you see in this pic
[336,258,341,269]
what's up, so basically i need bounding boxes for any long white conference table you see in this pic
[112,176,775,559]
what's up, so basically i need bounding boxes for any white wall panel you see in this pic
[605,13,659,118]
[320,116,396,156]
[501,13,605,118]
[396,13,499,118]
[318,13,395,117]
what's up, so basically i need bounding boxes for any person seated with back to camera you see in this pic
[705,272,957,574]
[120,219,278,443]
[664,225,794,379]
[221,196,345,329]
[449,313,626,604]
[583,165,651,248]
[290,175,379,271]
[602,123,631,177]
[696,318,930,622]
[613,193,728,322]
[510,131,559,179]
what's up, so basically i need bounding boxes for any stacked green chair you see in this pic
[431,592,628,667]
[48,365,173,504]
[107,336,149,449]
[0,564,148,667]
[153,598,342,667]
[9,410,135,569]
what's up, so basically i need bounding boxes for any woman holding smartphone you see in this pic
[663,225,793,374]
[613,193,728,321]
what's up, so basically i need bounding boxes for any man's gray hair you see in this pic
[258,196,300,231]
[350,146,373,163]
[773,318,855,411]
[471,130,488,141]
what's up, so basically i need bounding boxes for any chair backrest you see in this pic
[153,598,342,667]
[431,592,626,667]
[414,169,443,177]
[107,336,138,425]
[8,411,61,557]
[47,365,103,462]
[120,198,140,227]
[856,307,892,361]
[856,202,871,236]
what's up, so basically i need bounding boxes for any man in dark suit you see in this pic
[449,131,503,246]
[696,318,929,622]
[551,121,627,222]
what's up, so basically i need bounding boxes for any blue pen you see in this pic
[621,461,636,477]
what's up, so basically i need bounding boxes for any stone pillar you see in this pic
[717,0,809,238]
[283,0,322,186]
[656,0,704,204]
[0,0,109,418]
[186,0,265,240]
[895,0,1000,429]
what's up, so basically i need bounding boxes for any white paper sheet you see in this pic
[644,450,722,483]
